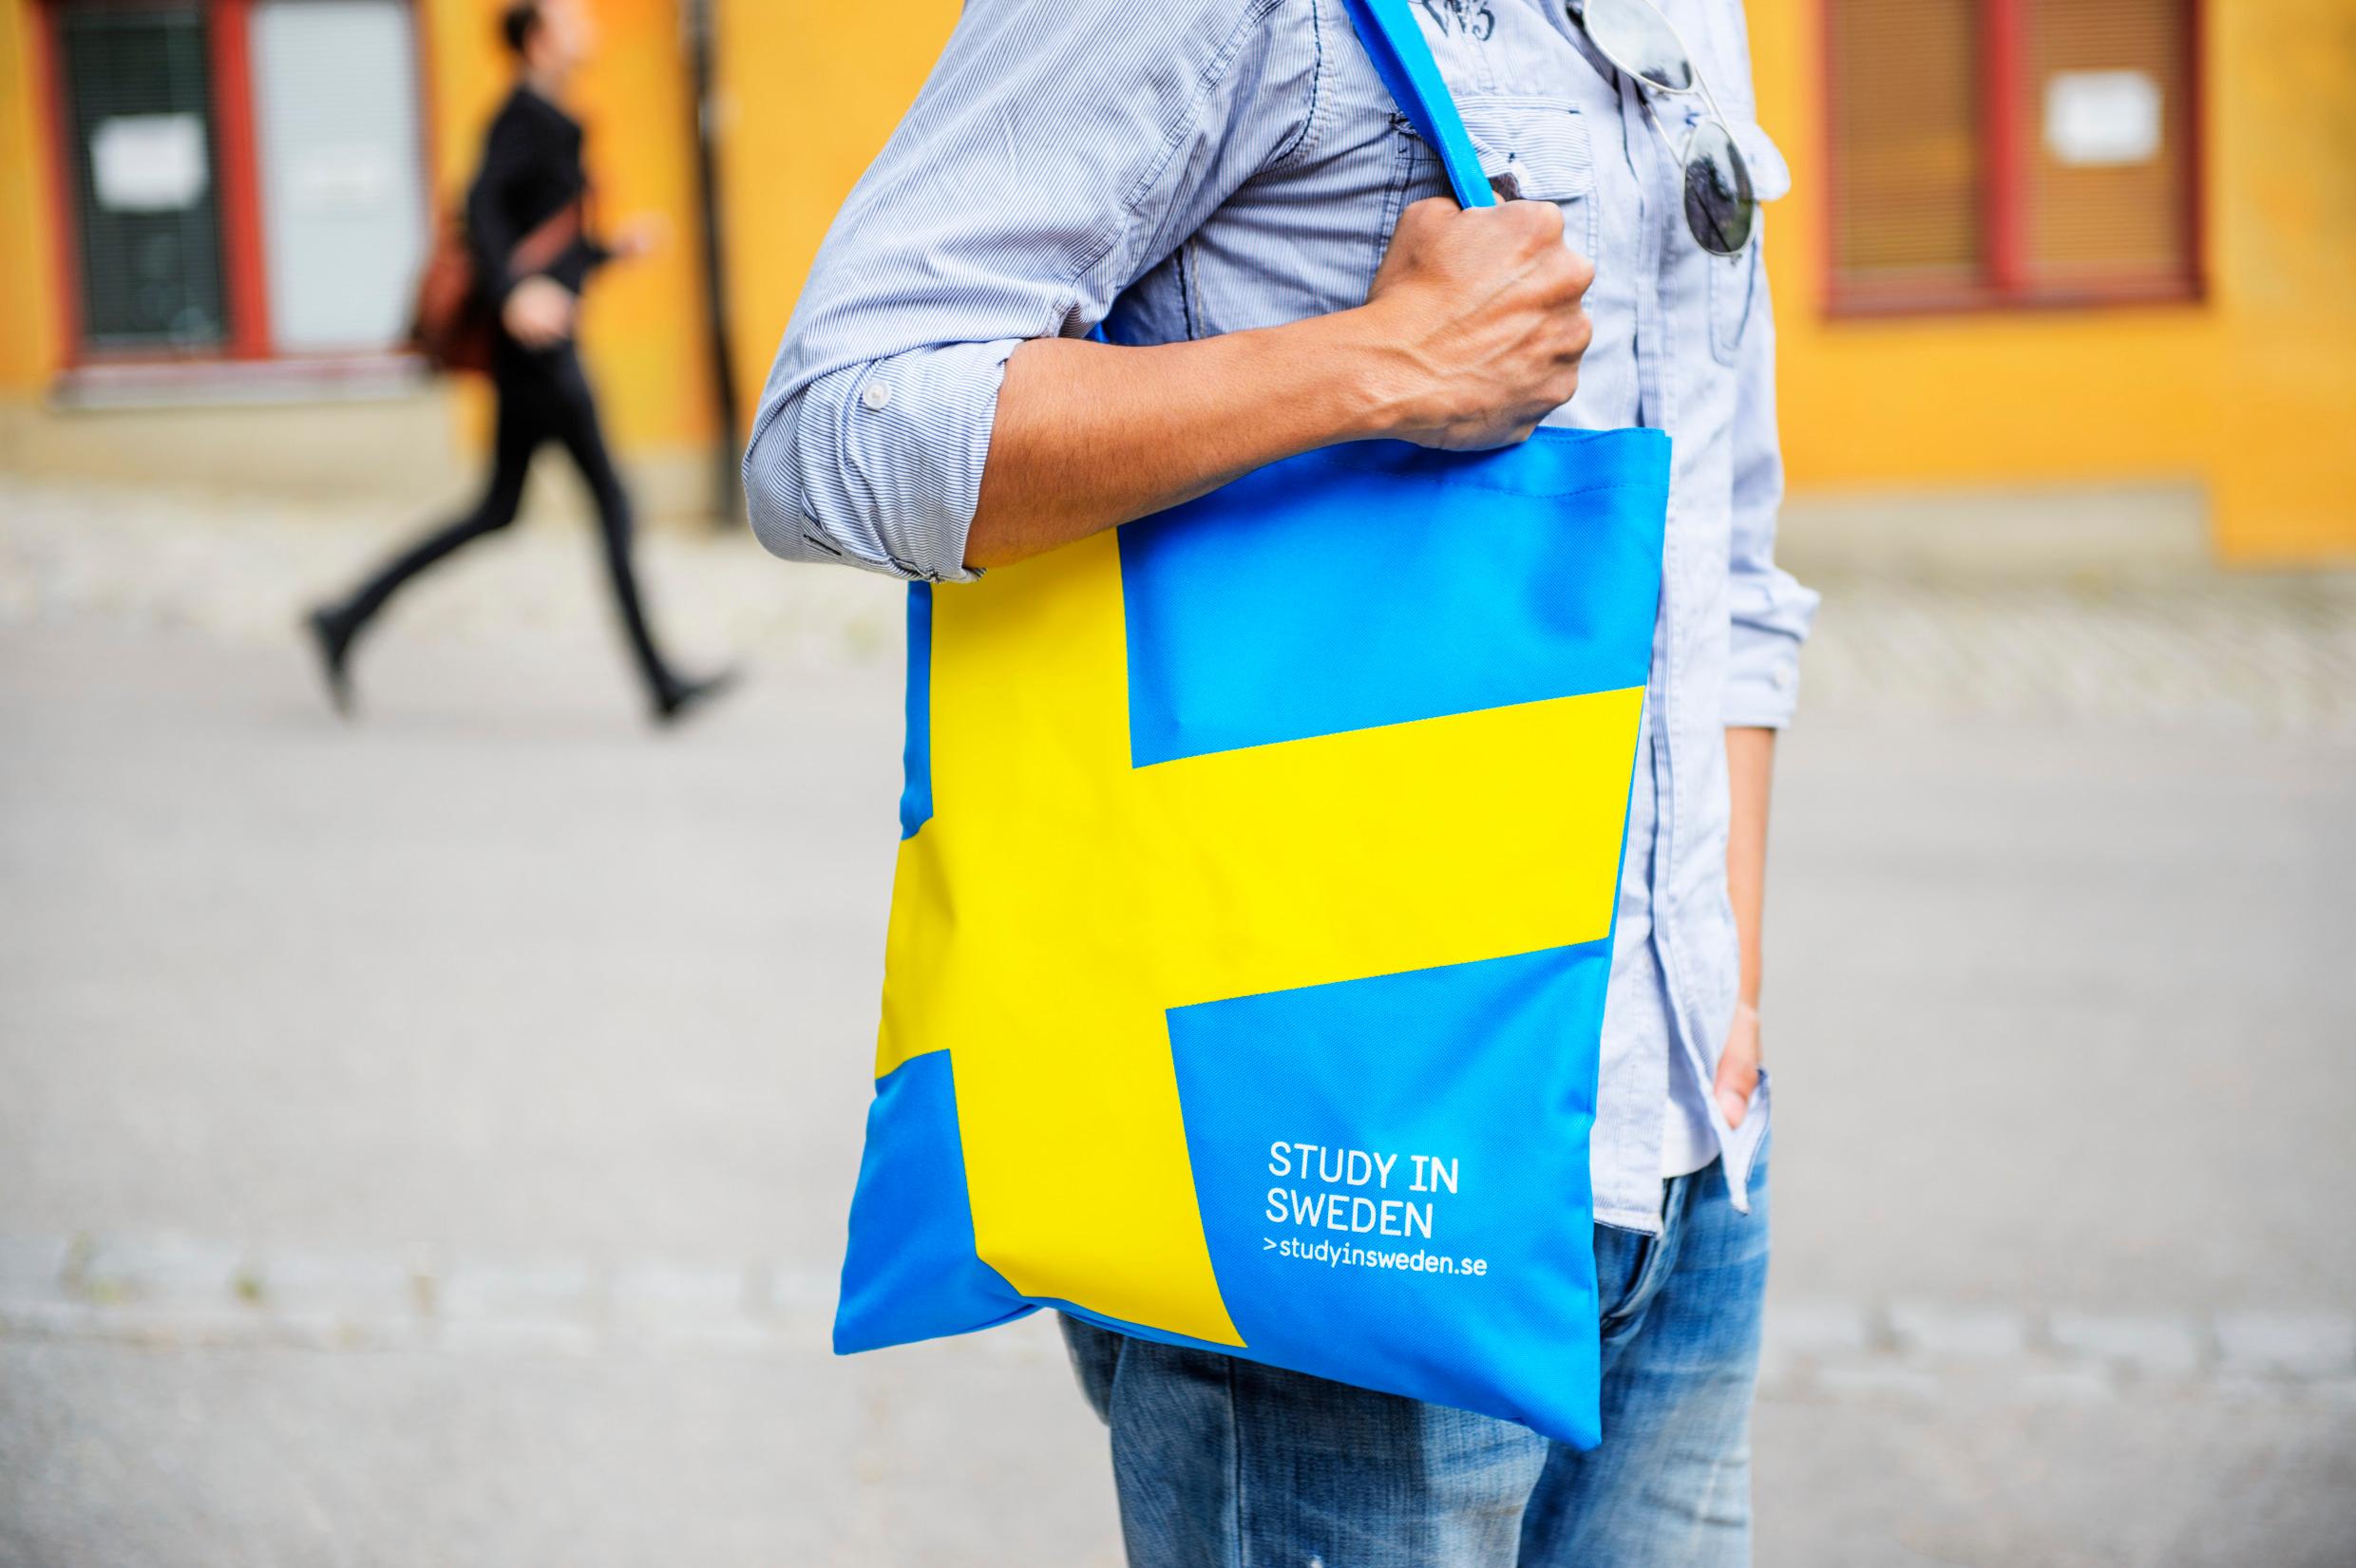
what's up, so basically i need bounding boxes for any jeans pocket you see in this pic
[1593,1221,1659,1329]
[1750,1067,1772,1139]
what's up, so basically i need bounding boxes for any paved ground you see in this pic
[1,478,2352,1566]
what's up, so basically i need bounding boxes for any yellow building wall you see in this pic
[0,0,712,460]
[712,0,962,433]
[1,1,57,393]
[1751,0,2356,562]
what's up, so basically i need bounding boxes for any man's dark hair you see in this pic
[500,1,542,57]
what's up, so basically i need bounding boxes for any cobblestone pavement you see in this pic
[0,476,899,672]
[6,1232,2354,1400]
[7,475,2354,733]
[2,478,2351,1566]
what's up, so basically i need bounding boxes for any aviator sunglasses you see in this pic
[1566,0,1757,255]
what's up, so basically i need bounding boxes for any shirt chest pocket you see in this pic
[1387,99,1602,273]
[1706,120,1792,366]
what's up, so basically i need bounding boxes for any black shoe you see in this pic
[305,606,355,716]
[653,667,740,727]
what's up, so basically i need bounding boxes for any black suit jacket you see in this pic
[466,86,610,307]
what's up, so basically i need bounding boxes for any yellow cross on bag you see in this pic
[874,527,1646,1348]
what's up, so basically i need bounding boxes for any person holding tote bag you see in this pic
[746,0,1816,1561]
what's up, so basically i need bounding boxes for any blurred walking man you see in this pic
[308,0,730,725]
[746,0,1814,1560]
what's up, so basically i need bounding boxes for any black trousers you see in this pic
[332,338,677,697]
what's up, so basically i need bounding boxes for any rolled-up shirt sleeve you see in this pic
[1722,248,1820,728]
[742,0,1313,582]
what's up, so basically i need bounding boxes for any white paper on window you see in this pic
[90,114,210,213]
[2043,70,2163,168]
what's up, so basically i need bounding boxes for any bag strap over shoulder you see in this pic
[1339,0,1496,210]
[509,199,582,278]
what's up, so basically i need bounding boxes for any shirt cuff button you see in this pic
[860,381,893,411]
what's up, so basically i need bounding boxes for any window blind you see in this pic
[60,4,228,349]
[2023,0,2195,288]
[1827,0,1982,287]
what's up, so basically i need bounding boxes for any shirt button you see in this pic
[1771,668,1793,690]
[861,381,893,411]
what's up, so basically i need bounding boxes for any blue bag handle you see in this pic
[1340,0,1496,209]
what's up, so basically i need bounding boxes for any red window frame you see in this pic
[1820,0,2207,318]
[33,0,436,370]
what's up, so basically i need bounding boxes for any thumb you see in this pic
[1715,1078,1749,1130]
[1714,1024,1759,1129]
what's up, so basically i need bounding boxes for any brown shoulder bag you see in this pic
[408,201,582,374]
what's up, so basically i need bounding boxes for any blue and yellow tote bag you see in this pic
[832,0,1669,1448]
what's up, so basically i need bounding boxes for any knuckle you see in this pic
[1537,249,1585,294]
[1513,198,1565,236]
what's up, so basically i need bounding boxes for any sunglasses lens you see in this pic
[1574,0,1696,92]
[1682,120,1755,255]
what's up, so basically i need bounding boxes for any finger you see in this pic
[1563,249,1598,297]
[1714,1053,1757,1128]
[1396,196,1456,234]
[1504,198,1565,241]
[1559,307,1594,360]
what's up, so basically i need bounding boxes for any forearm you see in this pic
[751,196,1588,580]
[967,310,1402,569]
[1724,726,1776,1009]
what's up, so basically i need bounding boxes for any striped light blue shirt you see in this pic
[745,0,1817,1235]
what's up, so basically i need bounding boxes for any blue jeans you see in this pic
[1060,1146,1770,1568]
